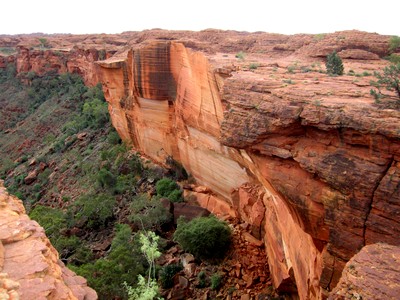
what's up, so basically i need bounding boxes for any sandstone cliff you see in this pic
[0,180,97,300]
[1,30,399,299]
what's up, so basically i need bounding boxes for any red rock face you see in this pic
[14,46,101,86]
[1,30,399,300]
[0,181,97,300]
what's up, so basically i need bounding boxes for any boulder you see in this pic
[173,202,210,224]
[24,169,38,184]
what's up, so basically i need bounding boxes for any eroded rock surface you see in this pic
[0,181,97,300]
[329,243,400,300]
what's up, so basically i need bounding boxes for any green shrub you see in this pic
[167,189,183,202]
[370,63,400,103]
[159,264,182,288]
[56,235,93,264]
[210,273,223,290]
[389,36,400,53]
[249,63,260,70]
[29,205,65,239]
[82,97,109,128]
[129,194,172,230]
[71,224,147,299]
[0,157,15,177]
[155,178,183,202]
[197,271,207,288]
[97,167,116,189]
[173,216,232,260]
[107,129,121,145]
[287,65,295,74]
[385,54,400,64]
[72,193,116,229]
[114,174,136,194]
[326,51,344,75]
[235,51,245,60]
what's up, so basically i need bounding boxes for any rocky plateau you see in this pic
[1,29,400,299]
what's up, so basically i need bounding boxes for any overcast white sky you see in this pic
[1,0,398,36]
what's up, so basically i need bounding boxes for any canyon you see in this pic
[1,29,399,299]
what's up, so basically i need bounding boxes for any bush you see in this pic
[82,97,109,128]
[159,264,182,289]
[129,194,172,230]
[107,129,121,145]
[72,193,116,229]
[326,51,344,75]
[210,273,223,290]
[389,36,400,53]
[370,63,400,103]
[173,216,231,260]
[97,167,116,189]
[196,271,207,288]
[30,205,65,240]
[249,63,260,70]
[71,224,147,299]
[235,51,245,60]
[155,178,183,202]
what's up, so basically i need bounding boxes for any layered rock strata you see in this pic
[1,30,399,299]
[0,181,97,300]
[96,36,399,299]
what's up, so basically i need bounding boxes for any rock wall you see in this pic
[0,181,97,300]
[97,37,399,300]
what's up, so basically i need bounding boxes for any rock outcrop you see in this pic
[0,180,97,300]
[1,30,399,299]
[329,243,400,299]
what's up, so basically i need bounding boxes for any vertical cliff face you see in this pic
[0,181,97,300]
[97,38,400,299]
[98,42,248,201]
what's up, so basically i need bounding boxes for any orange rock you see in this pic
[0,181,97,299]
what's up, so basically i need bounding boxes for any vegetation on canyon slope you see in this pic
[0,67,233,299]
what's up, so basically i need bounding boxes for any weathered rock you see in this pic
[173,202,210,223]
[0,181,97,300]
[329,243,400,300]
[24,169,38,185]
[242,232,263,248]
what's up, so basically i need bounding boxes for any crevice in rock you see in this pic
[326,256,336,292]
[363,156,394,246]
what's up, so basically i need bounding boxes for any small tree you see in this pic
[389,36,400,53]
[124,231,162,300]
[326,51,344,75]
[370,63,400,103]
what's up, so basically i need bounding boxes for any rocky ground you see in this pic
[157,217,280,300]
